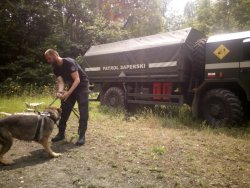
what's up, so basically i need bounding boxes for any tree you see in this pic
[182,0,250,35]
[233,0,250,30]
[96,0,165,37]
[0,0,55,85]
[0,0,249,88]
[0,0,129,85]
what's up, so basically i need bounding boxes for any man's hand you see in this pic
[56,91,64,99]
[60,91,71,101]
[55,71,79,101]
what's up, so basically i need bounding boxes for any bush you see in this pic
[0,79,54,97]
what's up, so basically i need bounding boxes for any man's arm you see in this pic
[61,71,80,101]
[55,76,65,98]
[56,76,65,93]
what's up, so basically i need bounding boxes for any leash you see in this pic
[48,97,58,107]
[63,100,80,120]
[49,98,80,119]
[72,108,80,119]
[48,96,80,120]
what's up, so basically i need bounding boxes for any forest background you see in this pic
[0,0,249,91]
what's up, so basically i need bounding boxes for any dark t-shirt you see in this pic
[53,58,89,92]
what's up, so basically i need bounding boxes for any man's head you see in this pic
[44,49,60,65]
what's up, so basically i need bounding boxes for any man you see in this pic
[44,49,89,146]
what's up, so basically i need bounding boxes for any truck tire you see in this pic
[192,38,207,79]
[103,87,125,107]
[201,89,243,126]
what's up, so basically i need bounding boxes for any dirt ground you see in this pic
[0,107,249,188]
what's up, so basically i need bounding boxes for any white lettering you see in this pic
[103,66,119,71]
[102,64,146,71]
[120,64,146,70]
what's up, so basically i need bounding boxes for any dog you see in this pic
[0,107,62,165]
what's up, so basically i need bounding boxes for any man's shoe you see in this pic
[52,134,65,142]
[76,135,85,146]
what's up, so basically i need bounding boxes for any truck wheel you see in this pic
[103,87,125,107]
[201,89,243,126]
[192,38,207,79]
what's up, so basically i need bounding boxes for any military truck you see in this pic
[82,28,250,125]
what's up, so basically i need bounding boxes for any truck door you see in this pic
[240,38,250,96]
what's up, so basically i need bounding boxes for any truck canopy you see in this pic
[82,28,204,82]
[207,30,250,43]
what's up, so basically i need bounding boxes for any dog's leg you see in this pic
[39,138,62,158]
[0,128,14,165]
[0,155,13,165]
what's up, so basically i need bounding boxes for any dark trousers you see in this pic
[58,87,89,136]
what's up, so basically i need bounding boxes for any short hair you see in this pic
[44,49,59,56]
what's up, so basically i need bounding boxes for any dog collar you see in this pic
[34,115,45,141]
[34,113,58,141]
[39,112,57,124]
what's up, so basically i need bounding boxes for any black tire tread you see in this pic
[103,87,125,107]
[202,89,243,125]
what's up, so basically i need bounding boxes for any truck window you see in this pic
[243,38,250,61]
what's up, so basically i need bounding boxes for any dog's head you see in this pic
[43,107,62,123]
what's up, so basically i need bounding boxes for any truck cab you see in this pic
[193,31,250,125]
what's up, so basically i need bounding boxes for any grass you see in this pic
[0,95,60,113]
[0,94,250,187]
[132,104,250,140]
[1,94,249,140]
[0,95,250,139]
[152,146,166,155]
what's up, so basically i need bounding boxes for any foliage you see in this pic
[182,0,250,35]
[95,0,165,37]
[164,0,250,35]
[0,78,54,96]
[0,0,165,89]
[0,0,249,91]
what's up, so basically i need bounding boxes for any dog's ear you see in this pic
[57,108,62,114]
